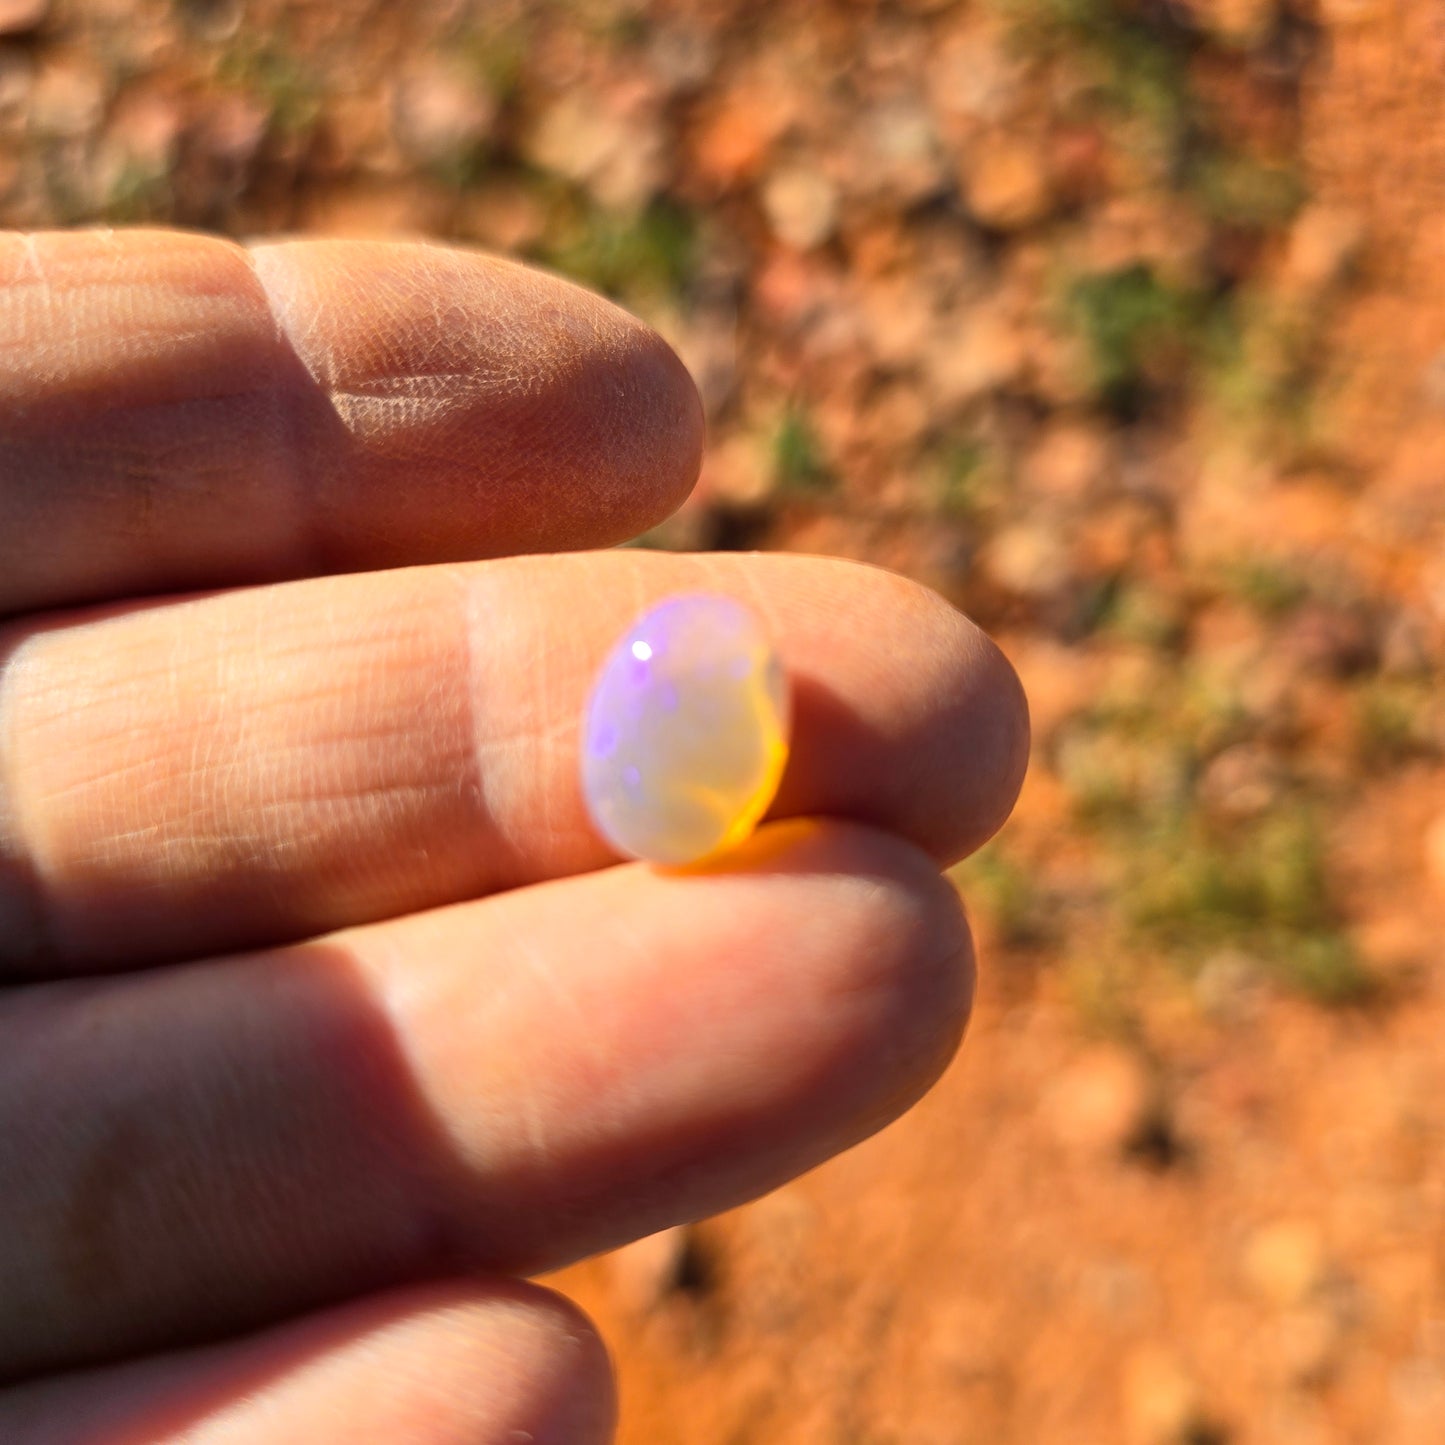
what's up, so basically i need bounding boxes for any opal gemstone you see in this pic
[581,593,790,866]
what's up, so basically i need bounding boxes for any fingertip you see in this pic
[564,817,979,1192]
[247,239,703,565]
[725,819,977,1116]
[951,616,1031,861]
[891,570,1030,864]
[507,1285,619,1445]
[763,558,1031,865]
[587,312,705,544]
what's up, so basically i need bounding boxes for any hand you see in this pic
[0,230,1028,1443]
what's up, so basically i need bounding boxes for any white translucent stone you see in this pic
[581,594,790,865]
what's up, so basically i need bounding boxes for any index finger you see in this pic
[0,230,703,615]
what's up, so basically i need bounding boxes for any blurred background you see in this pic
[4,0,1443,1439]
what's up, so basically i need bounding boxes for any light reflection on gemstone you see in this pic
[581,594,791,865]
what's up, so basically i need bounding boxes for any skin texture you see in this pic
[0,232,701,612]
[0,231,1029,1443]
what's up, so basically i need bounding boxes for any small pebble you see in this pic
[581,594,790,866]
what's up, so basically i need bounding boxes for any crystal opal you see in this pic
[581,594,790,865]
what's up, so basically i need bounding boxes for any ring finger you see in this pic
[0,819,971,1380]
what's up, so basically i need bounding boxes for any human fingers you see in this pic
[0,1280,613,1445]
[0,821,971,1378]
[0,230,702,615]
[0,550,1028,976]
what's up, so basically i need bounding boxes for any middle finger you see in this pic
[0,550,1027,976]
